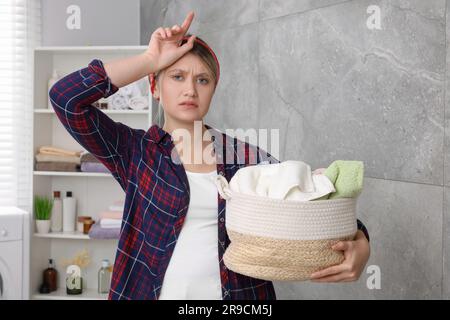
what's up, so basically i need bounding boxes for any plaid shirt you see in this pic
[49,59,369,300]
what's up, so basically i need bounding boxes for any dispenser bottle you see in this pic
[50,191,63,232]
[62,191,76,232]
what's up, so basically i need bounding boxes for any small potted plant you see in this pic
[34,195,53,234]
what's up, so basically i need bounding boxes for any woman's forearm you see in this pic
[104,53,155,88]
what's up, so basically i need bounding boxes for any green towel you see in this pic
[314,160,364,200]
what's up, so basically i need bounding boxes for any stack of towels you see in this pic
[88,200,124,239]
[35,146,82,172]
[107,81,149,110]
[80,152,111,173]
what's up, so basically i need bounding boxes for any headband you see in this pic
[149,35,220,100]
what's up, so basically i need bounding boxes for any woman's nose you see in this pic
[184,77,197,96]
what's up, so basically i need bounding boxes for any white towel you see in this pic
[108,93,128,110]
[228,160,335,201]
[120,82,141,97]
[100,218,122,229]
[128,96,149,110]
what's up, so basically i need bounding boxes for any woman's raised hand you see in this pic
[145,11,196,74]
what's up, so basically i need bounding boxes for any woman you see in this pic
[49,11,370,300]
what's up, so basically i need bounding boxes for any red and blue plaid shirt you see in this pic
[49,59,369,300]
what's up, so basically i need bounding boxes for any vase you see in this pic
[36,219,51,234]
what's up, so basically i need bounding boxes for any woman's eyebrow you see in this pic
[168,68,211,77]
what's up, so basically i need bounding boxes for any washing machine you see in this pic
[0,206,26,300]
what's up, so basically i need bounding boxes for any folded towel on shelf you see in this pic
[128,96,149,110]
[100,218,122,229]
[316,160,364,200]
[35,153,81,165]
[88,222,120,239]
[108,93,128,110]
[35,162,79,172]
[99,211,122,220]
[80,162,110,173]
[120,82,142,97]
[39,146,82,157]
[227,160,336,201]
[80,152,100,163]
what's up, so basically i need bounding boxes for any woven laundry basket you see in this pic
[215,175,358,281]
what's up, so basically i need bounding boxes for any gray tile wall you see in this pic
[140,0,448,299]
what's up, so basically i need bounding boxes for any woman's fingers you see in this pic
[310,264,347,279]
[310,273,348,283]
[177,34,196,55]
[157,27,166,39]
[181,11,194,33]
[165,27,172,38]
[332,241,352,251]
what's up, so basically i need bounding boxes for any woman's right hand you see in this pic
[144,11,196,74]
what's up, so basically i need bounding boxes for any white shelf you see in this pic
[35,45,147,53]
[33,231,90,240]
[35,108,149,115]
[32,287,108,300]
[31,45,149,300]
[33,231,118,240]
[33,171,112,177]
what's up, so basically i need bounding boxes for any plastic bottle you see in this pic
[48,70,59,109]
[98,259,111,294]
[62,191,76,232]
[43,258,58,292]
[50,191,63,232]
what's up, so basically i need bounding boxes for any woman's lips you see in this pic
[179,103,198,109]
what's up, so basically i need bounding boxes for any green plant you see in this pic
[34,195,53,220]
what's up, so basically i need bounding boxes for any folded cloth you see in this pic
[88,222,120,239]
[99,211,122,220]
[120,82,141,97]
[35,162,79,172]
[128,96,149,110]
[35,153,81,165]
[39,146,82,157]
[100,218,122,229]
[228,160,336,201]
[80,152,100,163]
[108,93,128,110]
[316,160,364,200]
[80,162,110,173]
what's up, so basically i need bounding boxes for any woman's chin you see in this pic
[173,112,203,123]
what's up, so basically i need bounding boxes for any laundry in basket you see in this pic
[214,160,364,281]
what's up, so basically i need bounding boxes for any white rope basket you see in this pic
[215,174,358,281]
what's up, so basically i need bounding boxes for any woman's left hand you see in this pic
[309,230,370,282]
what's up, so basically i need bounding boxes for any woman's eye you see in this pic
[172,75,209,84]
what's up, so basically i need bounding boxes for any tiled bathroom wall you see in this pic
[141,0,449,299]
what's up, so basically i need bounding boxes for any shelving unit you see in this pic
[33,171,112,177]
[31,45,154,300]
[32,287,109,300]
[34,108,148,115]
[34,231,91,240]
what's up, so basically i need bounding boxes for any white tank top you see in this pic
[158,170,222,300]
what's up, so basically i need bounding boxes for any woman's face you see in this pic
[153,53,216,125]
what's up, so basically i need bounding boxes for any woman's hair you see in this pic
[153,34,219,126]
